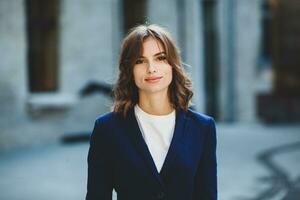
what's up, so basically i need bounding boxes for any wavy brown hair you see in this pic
[112,24,193,117]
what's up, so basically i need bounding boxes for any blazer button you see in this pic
[157,191,165,199]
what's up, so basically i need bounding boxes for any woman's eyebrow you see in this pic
[138,52,166,58]
[154,52,166,56]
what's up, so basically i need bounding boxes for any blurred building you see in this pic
[0,0,299,151]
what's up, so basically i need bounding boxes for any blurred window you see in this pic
[202,0,219,119]
[122,0,147,34]
[260,0,273,70]
[26,0,60,92]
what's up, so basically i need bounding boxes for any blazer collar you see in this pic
[125,107,189,188]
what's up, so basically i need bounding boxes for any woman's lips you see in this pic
[145,76,163,83]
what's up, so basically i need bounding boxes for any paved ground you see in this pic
[0,123,299,200]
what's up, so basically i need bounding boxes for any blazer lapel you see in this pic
[126,108,164,187]
[125,108,189,187]
[159,109,188,180]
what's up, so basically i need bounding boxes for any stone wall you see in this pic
[0,0,119,151]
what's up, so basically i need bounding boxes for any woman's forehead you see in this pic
[140,37,165,56]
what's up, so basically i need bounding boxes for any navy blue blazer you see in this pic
[86,108,217,200]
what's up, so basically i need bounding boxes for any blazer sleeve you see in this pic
[86,119,114,200]
[193,118,217,200]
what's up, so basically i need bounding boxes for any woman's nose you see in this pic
[147,62,157,73]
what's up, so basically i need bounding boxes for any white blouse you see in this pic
[134,104,176,172]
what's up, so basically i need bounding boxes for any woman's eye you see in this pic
[135,59,144,64]
[157,56,167,61]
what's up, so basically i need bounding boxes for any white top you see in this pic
[134,104,176,172]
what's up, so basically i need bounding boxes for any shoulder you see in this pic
[90,112,120,143]
[91,112,123,138]
[186,108,215,126]
[94,111,121,127]
[185,109,217,142]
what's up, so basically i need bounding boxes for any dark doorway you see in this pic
[257,0,300,123]
[26,0,60,92]
[202,0,219,119]
[271,0,300,93]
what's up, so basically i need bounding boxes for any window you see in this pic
[26,0,60,92]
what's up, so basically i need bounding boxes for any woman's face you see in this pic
[133,37,173,97]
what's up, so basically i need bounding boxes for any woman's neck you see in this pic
[138,92,174,115]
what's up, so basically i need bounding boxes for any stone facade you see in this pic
[0,0,270,151]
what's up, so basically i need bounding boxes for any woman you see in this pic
[86,24,217,200]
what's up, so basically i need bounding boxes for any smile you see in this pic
[145,76,163,83]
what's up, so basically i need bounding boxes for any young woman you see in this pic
[86,24,217,200]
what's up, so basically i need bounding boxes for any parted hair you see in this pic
[112,24,193,117]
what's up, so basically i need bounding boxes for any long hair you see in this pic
[112,24,193,117]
